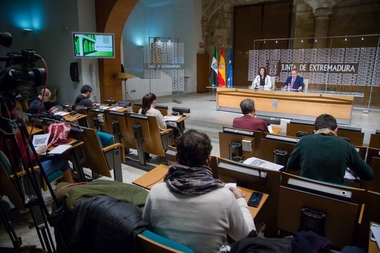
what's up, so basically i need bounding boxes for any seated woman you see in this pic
[2,109,74,183]
[250,67,272,90]
[138,93,181,139]
[138,93,166,130]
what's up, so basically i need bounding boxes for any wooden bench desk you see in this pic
[26,126,44,135]
[105,105,131,113]
[165,114,190,134]
[133,164,269,219]
[63,113,88,127]
[369,222,380,253]
[271,126,282,135]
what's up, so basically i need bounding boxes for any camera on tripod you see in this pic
[0,32,46,109]
[0,32,60,252]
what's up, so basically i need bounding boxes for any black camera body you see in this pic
[0,33,46,110]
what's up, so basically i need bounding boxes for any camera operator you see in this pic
[29,88,51,114]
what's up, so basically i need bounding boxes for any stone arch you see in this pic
[95,0,138,101]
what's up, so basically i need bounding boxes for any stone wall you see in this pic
[202,0,277,56]
[202,0,380,54]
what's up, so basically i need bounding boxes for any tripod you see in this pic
[0,119,69,252]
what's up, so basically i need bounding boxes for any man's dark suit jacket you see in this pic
[283,76,305,90]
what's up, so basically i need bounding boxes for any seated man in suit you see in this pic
[233,99,268,132]
[283,68,304,92]
[143,130,255,253]
[287,114,373,185]
[29,88,51,114]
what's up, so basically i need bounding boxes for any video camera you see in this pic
[0,32,46,109]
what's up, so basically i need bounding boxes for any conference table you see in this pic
[133,164,269,219]
[216,88,355,124]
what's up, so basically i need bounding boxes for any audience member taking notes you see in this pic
[283,68,304,92]
[286,114,373,185]
[1,109,74,183]
[138,92,181,139]
[29,88,51,114]
[233,99,269,132]
[143,130,255,253]
[250,67,272,90]
[74,84,93,107]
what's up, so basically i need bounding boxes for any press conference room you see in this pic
[0,0,380,252]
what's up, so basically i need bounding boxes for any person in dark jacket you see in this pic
[29,88,51,114]
[287,114,373,184]
[74,84,93,107]
[67,195,149,253]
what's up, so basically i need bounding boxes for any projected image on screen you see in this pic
[73,33,115,58]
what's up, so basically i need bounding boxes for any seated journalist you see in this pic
[283,68,304,92]
[286,114,373,185]
[29,88,51,114]
[143,129,255,253]
[1,109,74,183]
[74,84,93,107]
[233,99,268,132]
[138,92,181,139]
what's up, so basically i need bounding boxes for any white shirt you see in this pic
[143,183,255,253]
[138,107,167,130]
[250,75,272,90]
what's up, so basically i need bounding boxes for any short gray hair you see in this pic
[240,99,255,115]
[39,88,51,96]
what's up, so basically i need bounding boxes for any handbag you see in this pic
[47,122,71,147]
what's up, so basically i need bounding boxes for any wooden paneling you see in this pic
[95,0,139,101]
[217,88,354,121]
[197,53,210,93]
[233,1,292,87]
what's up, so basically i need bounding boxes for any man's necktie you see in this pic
[290,78,295,89]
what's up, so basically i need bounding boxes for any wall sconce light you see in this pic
[263,39,266,44]
[275,39,278,44]
[361,35,364,41]
[314,39,318,43]
[301,38,304,43]
[344,36,348,42]
[22,28,33,34]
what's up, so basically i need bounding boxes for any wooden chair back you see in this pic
[219,126,262,159]
[16,99,30,112]
[369,133,380,148]
[361,156,380,192]
[80,128,112,178]
[278,172,365,248]
[87,109,109,132]
[217,157,281,237]
[254,135,298,165]
[132,103,169,116]
[357,191,380,247]
[366,147,380,166]
[127,114,170,157]
[105,112,136,149]
[286,122,364,146]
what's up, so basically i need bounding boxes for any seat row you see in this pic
[164,151,380,250]
[219,126,380,191]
